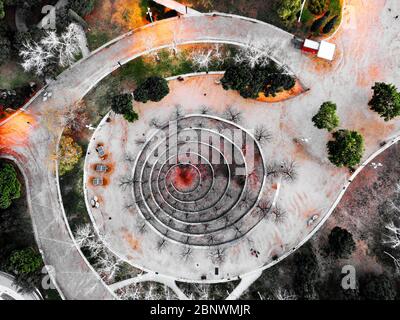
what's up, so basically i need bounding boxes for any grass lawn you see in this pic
[0,62,38,89]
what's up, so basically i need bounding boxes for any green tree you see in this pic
[111,93,133,114]
[69,0,96,17]
[327,129,364,168]
[58,135,82,176]
[277,0,301,24]
[133,76,170,103]
[0,1,5,20]
[312,101,339,131]
[7,248,42,275]
[123,110,139,123]
[293,243,319,299]
[328,226,356,258]
[359,273,397,300]
[308,0,327,15]
[0,35,11,65]
[0,163,21,209]
[368,82,400,121]
[221,61,295,99]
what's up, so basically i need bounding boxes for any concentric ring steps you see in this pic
[131,115,268,247]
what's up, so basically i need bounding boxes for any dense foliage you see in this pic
[293,243,319,299]
[221,61,295,99]
[123,110,139,123]
[322,15,338,34]
[133,76,170,103]
[0,163,21,210]
[312,101,339,131]
[328,226,356,258]
[111,93,133,114]
[69,0,96,17]
[7,248,42,275]
[58,136,83,176]
[308,0,327,15]
[0,34,11,64]
[327,129,364,168]
[368,82,400,121]
[359,273,397,300]
[277,0,301,24]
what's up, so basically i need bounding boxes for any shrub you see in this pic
[322,15,338,34]
[0,162,21,209]
[368,82,400,121]
[221,61,295,99]
[327,130,364,168]
[328,227,356,258]
[133,76,170,103]
[123,110,139,123]
[312,101,339,131]
[0,35,11,65]
[58,136,82,176]
[111,93,133,115]
[69,0,96,17]
[310,11,330,32]
[308,0,327,15]
[7,248,43,275]
[277,0,302,24]
[359,274,397,300]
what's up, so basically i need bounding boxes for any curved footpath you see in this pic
[1,3,400,298]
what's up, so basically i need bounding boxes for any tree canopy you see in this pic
[221,61,295,99]
[133,76,170,103]
[308,0,327,15]
[111,93,133,114]
[69,0,96,17]
[7,248,42,275]
[327,129,364,168]
[293,243,319,299]
[368,82,400,121]
[328,226,356,258]
[123,110,139,123]
[58,136,82,176]
[0,1,4,20]
[359,273,397,300]
[312,101,339,131]
[277,0,301,24]
[0,35,11,65]
[0,162,21,210]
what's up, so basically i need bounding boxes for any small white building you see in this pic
[302,39,336,61]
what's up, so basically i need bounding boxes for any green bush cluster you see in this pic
[133,76,170,103]
[0,162,21,210]
[221,61,295,99]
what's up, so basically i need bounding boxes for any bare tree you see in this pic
[150,117,163,129]
[254,200,271,219]
[271,205,286,223]
[234,44,270,69]
[208,247,226,264]
[180,246,193,261]
[254,125,272,144]
[199,105,210,115]
[119,176,136,191]
[20,23,84,75]
[74,224,94,248]
[156,237,169,252]
[223,106,242,123]
[274,288,297,300]
[266,160,297,182]
[382,221,400,249]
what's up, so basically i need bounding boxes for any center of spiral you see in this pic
[170,164,200,192]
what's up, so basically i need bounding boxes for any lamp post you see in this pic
[146,7,154,23]
[298,0,307,23]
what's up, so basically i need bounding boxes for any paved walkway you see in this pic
[0,2,400,298]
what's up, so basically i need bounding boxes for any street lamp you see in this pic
[298,0,307,23]
[146,7,154,23]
